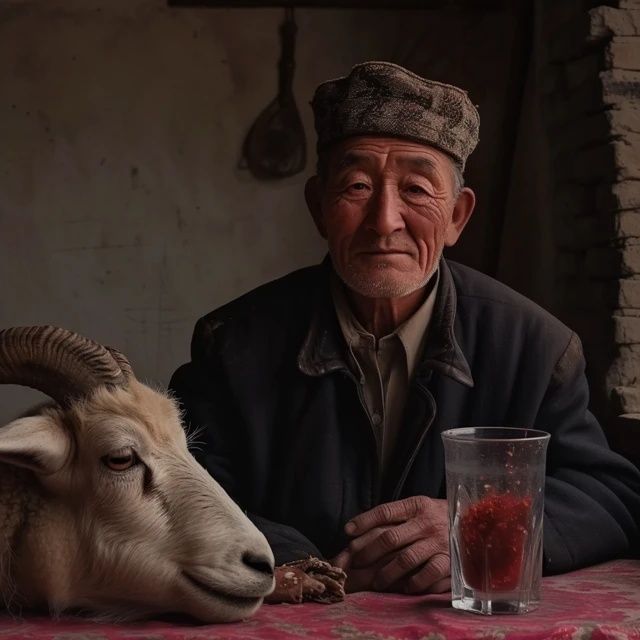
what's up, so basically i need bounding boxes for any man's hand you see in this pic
[265,557,347,604]
[333,496,450,595]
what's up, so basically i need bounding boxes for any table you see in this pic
[4,559,639,640]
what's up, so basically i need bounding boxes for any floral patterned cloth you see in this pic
[3,559,639,640]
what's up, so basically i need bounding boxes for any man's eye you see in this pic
[407,185,428,195]
[348,182,369,192]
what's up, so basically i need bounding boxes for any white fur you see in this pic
[0,379,274,623]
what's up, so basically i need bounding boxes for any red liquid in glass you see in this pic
[459,492,532,591]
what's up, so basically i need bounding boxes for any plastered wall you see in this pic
[0,0,524,422]
[0,1,399,418]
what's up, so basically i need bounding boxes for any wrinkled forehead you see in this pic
[325,136,455,175]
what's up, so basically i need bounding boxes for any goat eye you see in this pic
[102,450,138,472]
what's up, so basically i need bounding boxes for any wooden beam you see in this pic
[168,0,510,9]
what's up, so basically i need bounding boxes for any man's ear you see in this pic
[444,187,476,246]
[305,176,327,239]
[0,415,70,475]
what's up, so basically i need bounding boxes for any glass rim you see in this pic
[441,427,550,442]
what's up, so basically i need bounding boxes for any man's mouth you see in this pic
[359,249,410,256]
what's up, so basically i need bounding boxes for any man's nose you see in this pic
[364,186,405,236]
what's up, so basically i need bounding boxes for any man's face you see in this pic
[307,136,475,299]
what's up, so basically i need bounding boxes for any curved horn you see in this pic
[106,346,134,380]
[0,326,133,408]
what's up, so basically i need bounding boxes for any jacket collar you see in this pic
[296,258,347,377]
[297,257,474,388]
[418,259,474,387]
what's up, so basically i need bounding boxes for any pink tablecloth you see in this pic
[4,559,640,640]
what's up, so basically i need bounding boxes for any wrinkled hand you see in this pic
[265,557,347,604]
[333,496,450,595]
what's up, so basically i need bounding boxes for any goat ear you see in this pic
[0,415,70,475]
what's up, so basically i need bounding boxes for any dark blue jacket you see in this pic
[169,259,640,573]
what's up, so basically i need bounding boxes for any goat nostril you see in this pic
[242,552,274,577]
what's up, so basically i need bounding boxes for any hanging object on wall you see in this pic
[241,8,306,179]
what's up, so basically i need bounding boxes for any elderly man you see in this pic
[170,62,640,602]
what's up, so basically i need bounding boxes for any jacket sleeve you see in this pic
[539,332,640,574]
[168,320,322,566]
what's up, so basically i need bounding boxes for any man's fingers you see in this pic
[265,566,325,604]
[309,573,346,603]
[347,526,391,555]
[331,550,350,569]
[372,539,446,591]
[349,519,423,568]
[346,496,428,535]
[343,565,379,593]
[423,576,451,595]
[403,556,451,594]
[346,497,429,534]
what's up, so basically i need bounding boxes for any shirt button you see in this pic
[371,413,382,426]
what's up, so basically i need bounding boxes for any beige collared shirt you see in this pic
[331,271,440,475]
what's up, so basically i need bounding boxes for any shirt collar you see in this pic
[397,269,440,380]
[330,269,440,382]
[297,257,474,388]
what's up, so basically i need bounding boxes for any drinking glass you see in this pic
[441,427,550,615]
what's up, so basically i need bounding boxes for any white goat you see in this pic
[0,326,274,623]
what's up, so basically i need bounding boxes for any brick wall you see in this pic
[541,0,640,461]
